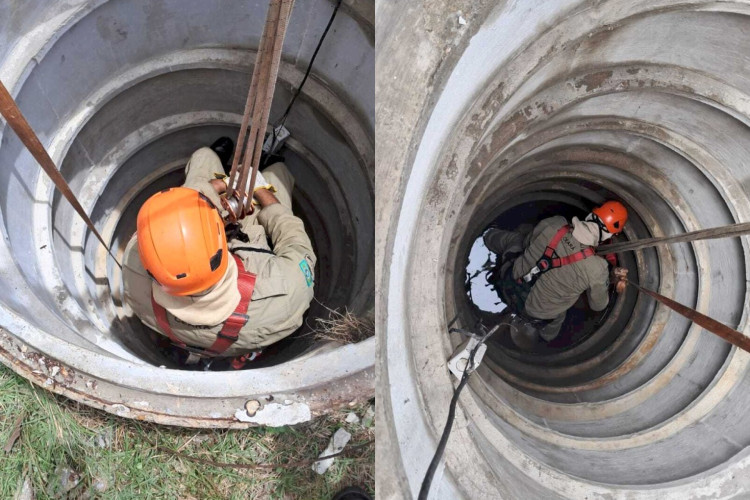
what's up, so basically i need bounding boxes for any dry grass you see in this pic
[311,308,375,344]
[0,365,374,499]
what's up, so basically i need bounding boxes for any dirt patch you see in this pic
[575,70,614,92]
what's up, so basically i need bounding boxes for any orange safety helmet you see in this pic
[592,200,628,234]
[137,187,228,296]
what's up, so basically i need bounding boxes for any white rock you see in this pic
[345,412,360,424]
[15,476,33,500]
[312,428,352,475]
[458,15,467,26]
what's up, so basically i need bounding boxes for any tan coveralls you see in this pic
[122,147,316,356]
[484,215,609,341]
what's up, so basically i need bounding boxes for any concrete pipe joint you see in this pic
[378,1,750,499]
[0,0,374,427]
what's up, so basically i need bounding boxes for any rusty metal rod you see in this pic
[627,279,750,354]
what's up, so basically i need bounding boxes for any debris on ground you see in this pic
[312,307,374,344]
[91,477,108,493]
[312,428,352,475]
[94,428,113,449]
[13,476,33,500]
[46,465,81,497]
[1,366,374,498]
[345,412,360,424]
[3,413,24,454]
[361,405,375,428]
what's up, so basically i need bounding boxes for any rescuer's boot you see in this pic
[332,486,372,500]
[210,136,234,174]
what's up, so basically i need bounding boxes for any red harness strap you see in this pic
[520,224,595,283]
[150,254,257,357]
[542,225,595,269]
[537,224,596,272]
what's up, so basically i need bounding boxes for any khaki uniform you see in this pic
[485,216,609,340]
[122,147,316,356]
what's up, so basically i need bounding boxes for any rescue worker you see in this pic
[485,201,629,349]
[122,139,316,369]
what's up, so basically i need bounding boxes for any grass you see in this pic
[309,307,375,345]
[0,365,374,499]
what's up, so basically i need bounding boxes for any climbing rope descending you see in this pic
[625,279,750,354]
[598,221,750,255]
[224,0,295,222]
[264,0,343,167]
[591,220,750,352]
[0,80,121,267]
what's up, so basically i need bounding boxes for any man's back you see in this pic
[513,216,609,320]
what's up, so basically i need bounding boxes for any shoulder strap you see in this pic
[204,254,257,356]
[150,254,257,357]
[542,225,570,260]
[541,224,595,270]
[520,224,596,284]
[150,294,187,349]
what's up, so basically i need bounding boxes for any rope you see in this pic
[598,221,750,255]
[0,80,121,267]
[595,222,750,353]
[276,0,342,129]
[226,0,295,220]
[625,279,750,354]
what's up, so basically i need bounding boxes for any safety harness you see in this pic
[490,224,595,318]
[519,224,595,284]
[150,254,257,358]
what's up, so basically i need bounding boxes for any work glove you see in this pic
[212,171,275,193]
[611,267,628,294]
[252,170,276,194]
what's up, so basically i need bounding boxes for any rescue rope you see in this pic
[625,279,750,354]
[0,80,121,267]
[598,221,750,255]
[275,0,342,130]
[225,0,295,221]
[593,220,750,352]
